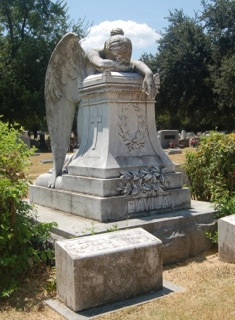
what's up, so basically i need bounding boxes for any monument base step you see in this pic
[34,171,184,197]
[32,200,216,264]
[29,184,191,222]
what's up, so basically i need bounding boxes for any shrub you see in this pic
[184,132,235,201]
[184,132,235,244]
[0,120,55,297]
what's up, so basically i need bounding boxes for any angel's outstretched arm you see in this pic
[86,49,119,71]
[85,49,131,73]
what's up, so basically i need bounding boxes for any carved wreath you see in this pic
[118,103,147,151]
[118,166,169,197]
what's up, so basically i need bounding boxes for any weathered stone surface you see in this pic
[29,185,191,222]
[34,171,184,197]
[68,72,175,178]
[218,214,235,263]
[34,200,216,265]
[55,228,162,311]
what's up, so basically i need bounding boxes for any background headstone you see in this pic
[218,214,235,263]
[157,130,179,148]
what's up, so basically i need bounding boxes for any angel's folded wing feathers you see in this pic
[45,33,86,186]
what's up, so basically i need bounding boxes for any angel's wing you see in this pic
[45,32,86,188]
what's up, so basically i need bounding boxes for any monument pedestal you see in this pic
[30,72,191,222]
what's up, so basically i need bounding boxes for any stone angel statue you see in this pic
[45,28,159,187]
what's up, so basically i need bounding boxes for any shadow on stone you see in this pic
[46,279,184,320]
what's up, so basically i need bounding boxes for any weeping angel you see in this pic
[45,28,158,187]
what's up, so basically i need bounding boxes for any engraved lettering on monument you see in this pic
[90,107,102,150]
[127,195,172,214]
[118,103,147,152]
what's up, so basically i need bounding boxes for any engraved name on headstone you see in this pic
[63,229,156,256]
[128,194,171,214]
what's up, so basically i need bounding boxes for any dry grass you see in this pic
[1,251,235,320]
[27,153,53,180]
[167,147,196,165]
[97,251,235,320]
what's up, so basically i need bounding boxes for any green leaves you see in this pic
[184,132,235,201]
[141,1,235,131]
[0,0,89,131]
[0,121,55,297]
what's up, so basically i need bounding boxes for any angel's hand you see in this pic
[142,73,157,99]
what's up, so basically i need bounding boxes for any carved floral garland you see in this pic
[118,166,169,197]
[118,103,147,152]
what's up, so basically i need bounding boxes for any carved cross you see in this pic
[90,107,102,150]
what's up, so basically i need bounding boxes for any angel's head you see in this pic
[104,29,132,65]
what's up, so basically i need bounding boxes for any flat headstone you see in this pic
[55,228,162,312]
[167,148,182,155]
[40,158,53,163]
[218,214,235,263]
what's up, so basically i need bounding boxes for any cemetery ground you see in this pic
[1,149,235,319]
[1,250,235,320]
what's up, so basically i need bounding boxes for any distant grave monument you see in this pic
[157,130,179,148]
[20,131,30,148]
[29,29,191,222]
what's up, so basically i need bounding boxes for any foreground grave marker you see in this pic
[55,228,163,311]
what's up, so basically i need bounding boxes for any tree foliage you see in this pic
[201,0,235,62]
[141,1,235,131]
[0,0,88,132]
[202,0,235,130]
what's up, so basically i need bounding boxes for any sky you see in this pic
[65,0,203,59]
